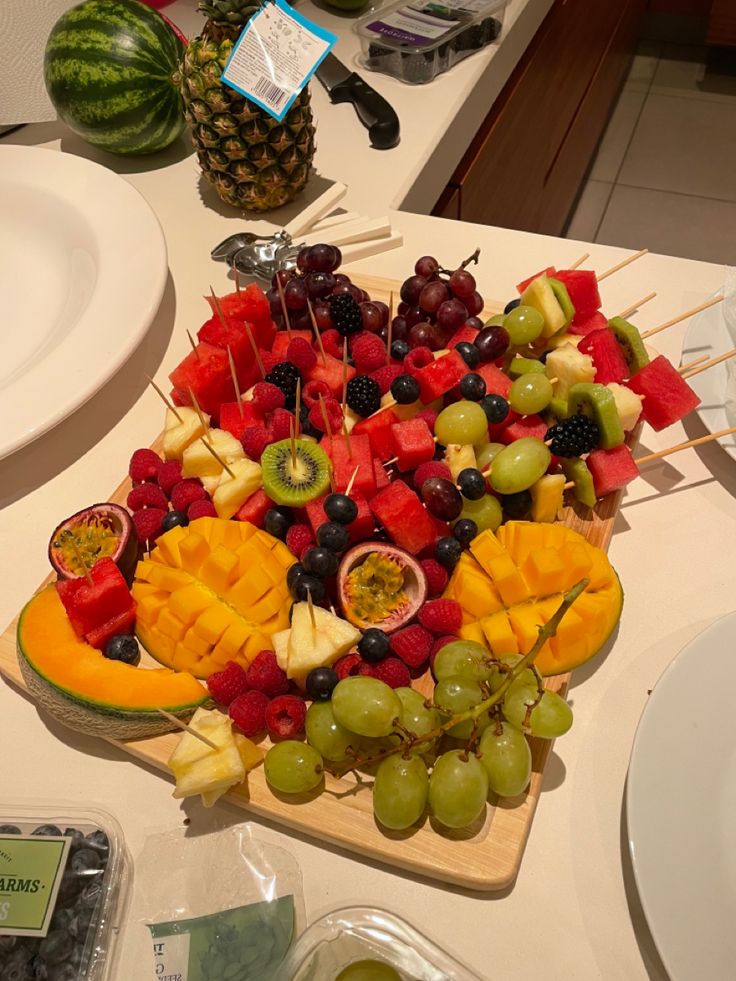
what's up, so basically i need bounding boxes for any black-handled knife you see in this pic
[316,52,400,150]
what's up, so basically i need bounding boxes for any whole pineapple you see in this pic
[177,0,316,212]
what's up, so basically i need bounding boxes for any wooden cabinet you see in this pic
[433,0,645,236]
[707,0,736,45]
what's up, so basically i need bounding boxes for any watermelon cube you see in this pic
[219,401,263,440]
[206,283,272,327]
[56,557,136,649]
[272,329,312,360]
[626,355,701,431]
[331,434,376,498]
[476,362,512,399]
[501,415,548,444]
[448,324,480,349]
[305,493,374,544]
[373,456,391,491]
[390,418,435,471]
[586,445,639,498]
[369,480,437,555]
[568,311,609,337]
[169,342,235,416]
[353,406,400,459]
[578,329,630,385]
[234,488,274,525]
[552,270,601,319]
[414,350,467,404]
[307,353,356,398]
[516,267,556,294]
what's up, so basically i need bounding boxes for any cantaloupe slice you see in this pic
[444,522,622,675]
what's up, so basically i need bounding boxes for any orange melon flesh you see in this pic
[18,586,208,713]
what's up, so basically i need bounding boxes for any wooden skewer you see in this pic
[243,321,266,379]
[679,353,709,374]
[275,276,293,338]
[635,426,736,466]
[210,287,229,333]
[681,345,736,380]
[72,541,93,586]
[289,414,297,469]
[295,378,302,440]
[146,375,183,423]
[597,248,649,282]
[227,346,243,416]
[616,292,657,320]
[569,252,590,271]
[199,436,235,478]
[188,387,209,434]
[186,329,201,360]
[641,294,724,340]
[386,290,394,364]
[307,588,316,630]
[307,299,327,365]
[233,268,240,293]
[345,465,360,496]
[155,709,219,751]
[318,393,334,441]
[342,339,352,460]
[384,456,398,466]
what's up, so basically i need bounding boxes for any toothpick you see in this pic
[635,426,736,466]
[569,252,590,271]
[384,456,399,466]
[186,330,201,360]
[386,290,394,364]
[243,321,266,379]
[289,415,297,469]
[295,378,302,439]
[616,292,657,320]
[72,541,93,586]
[318,393,333,441]
[341,339,352,460]
[328,468,337,493]
[227,346,243,417]
[275,276,293,338]
[210,287,229,332]
[307,588,316,630]
[155,709,219,751]
[307,299,327,365]
[681,345,736,380]
[199,436,235,478]
[679,353,709,374]
[597,248,649,282]
[146,375,183,422]
[188,387,209,434]
[233,268,241,293]
[345,465,360,496]
[641,295,724,340]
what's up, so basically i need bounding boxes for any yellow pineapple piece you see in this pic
[163,407,209,461]
[182,429,244,479]
[213,459,262,520]
[530,474,565,523]
[444,443,477,481]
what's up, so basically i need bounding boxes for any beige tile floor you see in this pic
[565,40,736,264]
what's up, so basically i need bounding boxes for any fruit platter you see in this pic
[0,243,722,891]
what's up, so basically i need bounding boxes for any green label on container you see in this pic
[0,835,70,937]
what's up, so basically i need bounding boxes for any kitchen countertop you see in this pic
[3,4,736,977]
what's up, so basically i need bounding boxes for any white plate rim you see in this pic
[0,145,167,459]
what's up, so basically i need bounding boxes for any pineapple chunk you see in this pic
[163,407,210,461]
[272,628,290,672]
[168,708,256,808]
[606,382,643,432]
[545,345,595,400]
[167,708,231,772]
[444,443,477,481]
[213,459,262,520]
[287,603,360,683]
[520,276,566,337]
[530,474,566,523]
[182,429,245,479]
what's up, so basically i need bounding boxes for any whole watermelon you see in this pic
[44,0,186,155]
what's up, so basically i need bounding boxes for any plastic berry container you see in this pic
[0,803,130,981]
[355,0,508,85]
[273,906,483,980]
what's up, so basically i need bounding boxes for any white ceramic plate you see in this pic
[627,612,736,980]
[0,145,167,459]
[681,294,736,461]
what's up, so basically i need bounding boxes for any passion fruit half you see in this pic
[337,543,428,633]
[49,503,139,584]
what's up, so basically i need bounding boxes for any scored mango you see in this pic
[133,517,294,679]
[444,522,622,675]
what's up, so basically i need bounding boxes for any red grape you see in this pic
[400,275,428,305]
[284,278,308,310]
[448,269,476,298]
[436,298,468,333]
[391,316,409,342]
[421,477,463,521]
[266,288,282,319]
[272,269,295,288]
[291,311,311,331]
[314,304,333,331]
[360,301,384,332]
[334,273,351,286]
[305,272,335,300]
[404,305,425,328]
[465,290,484,317]
[464,316,484,331]
[372,300,390,327]
[419,280,449,314]
[307,244,340,273]
[408,322,433,348]
[474,325,509,362]
[415,256,440,278]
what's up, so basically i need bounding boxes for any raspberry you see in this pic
[286,336,317,374]
[351,332,387,373]
[415,408,438,433]
[372,656,411,688]
[302,379,331,409]
[418,598,462,635]
[389,624,433,669]
[132,507,166,544]
[127,483,168,512]
[269,407,294,442]
[230,690,269,737]
[321,329,343,359]
[261,350,279,374]
[404,347,434,372]
[241,426,271,462]
[413,461,452,492]
[252,382,285,413]
[420,558,449,597]
[357,662,377,677]
[207,661,249,705]
[334,652,364,680]
[285,523,315,560]
[157,460,183,497]
[429,635,457,672]
[170,479,207,513]
[308,397,343,435]
[188,499,217,520]
[265,694,307,740]
[245,650,289,697]
[129,448,162,483]
[370,363,404,395]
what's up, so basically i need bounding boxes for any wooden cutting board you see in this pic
[0,273,626,890]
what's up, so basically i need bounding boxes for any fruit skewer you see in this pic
[596,248,649,282]
[680,344,736,379]
[616,292,657,320]
[641,294,724,339]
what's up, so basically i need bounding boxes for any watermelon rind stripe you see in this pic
[47,23,170,73]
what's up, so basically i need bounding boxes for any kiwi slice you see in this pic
[261,439,331,506]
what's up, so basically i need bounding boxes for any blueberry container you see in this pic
[273,906,483,980]
[355,0,507,84]
[0,803,129,981]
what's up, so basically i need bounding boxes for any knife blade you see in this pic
[316,52,400,150]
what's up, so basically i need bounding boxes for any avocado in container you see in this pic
[355,0,507,84]
[0,803,129,980]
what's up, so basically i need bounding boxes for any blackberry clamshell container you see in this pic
[0,803,129,981]
[355,0,507,84]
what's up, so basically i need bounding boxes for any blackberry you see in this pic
[545,415,600,457]
[346,375,381,417]
[265,361,301,409]
[329,293,363,337]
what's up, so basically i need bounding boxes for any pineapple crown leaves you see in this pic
[198,0,264,26]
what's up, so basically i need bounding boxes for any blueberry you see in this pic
[453,518,478,546]
[50,908,74,933]
[38,931,74,966]
[302,547,338,579]
[305,667,339,702]
[2,959,29,981]
[503,490,533,521]
[390,374,420,405]
[358,628,390,663]
[78,878,104,911]
[48,966,78,981]
[161,510,188,532]
[0,825,21,835]
[323,493,358,525]
[316,521,350,554]
[264,507,291,541]
[84,830,109,859]
[455,342,480,368]
[504,298,521,314]
[103,634,139,665]
[286,563,307,595]
[457,468,486,501]
[56,870,82,904]
[68,906,94,941]
[62,828,85,849]
[70,848,101,875]
[433,443,446,461]
[390,339,410,361]
[480,394,509,425]
[293,575,326,605]
[459,372,486,402]
[31,825,62,837]
[435,536,463,570]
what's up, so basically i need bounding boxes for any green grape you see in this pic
[372,753,429,830]
[475,441,505,472]
[433,640,496,683]
[479,721,532,797]
[331,676,402,738]
[503,305,544,345]
[264,741,323,794]
[433,675,490,738]
[336,961,402,981]
[489,655,537,693]
[428,750,489,828]
[435,401,489,446]
[305,702,357,763]
[455,493,502,533]
[484,314,506,328]
[394,687,441,752]
[503,686,573,738]
[489,437,551,495]
[508,374,553,415]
